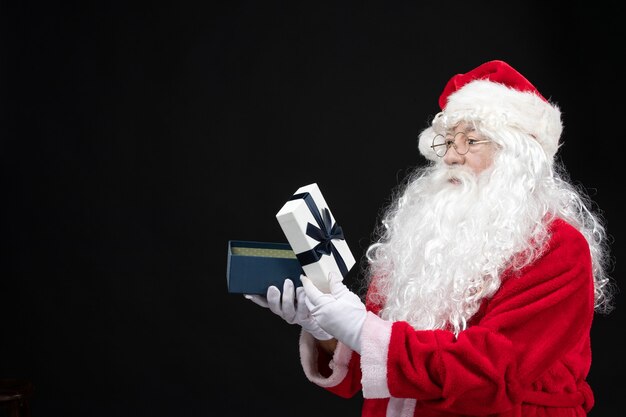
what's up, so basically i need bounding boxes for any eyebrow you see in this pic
[447,124,477,135]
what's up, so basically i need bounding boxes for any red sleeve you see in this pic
[361,219,595,415]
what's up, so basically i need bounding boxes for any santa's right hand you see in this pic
[245,278,333,340]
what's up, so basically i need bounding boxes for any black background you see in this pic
[1,1,624,416]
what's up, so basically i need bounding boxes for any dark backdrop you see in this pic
[1,1,623,416]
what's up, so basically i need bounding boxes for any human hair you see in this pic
[364,120,615,334]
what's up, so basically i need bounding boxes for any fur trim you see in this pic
[360,312,393,398]
[298,329,351,387]
[418,79,562,161]
[387,397,417,417]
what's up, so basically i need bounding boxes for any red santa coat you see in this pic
[299,219,595,416]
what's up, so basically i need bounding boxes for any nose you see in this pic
[443,143,464,166]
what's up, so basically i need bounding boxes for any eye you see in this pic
[467,138,479,145]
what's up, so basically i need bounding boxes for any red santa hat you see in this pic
[418,60,563,161]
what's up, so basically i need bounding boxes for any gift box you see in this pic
[275,183,356,293]
[226,240,304,294]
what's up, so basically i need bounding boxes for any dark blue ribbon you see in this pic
[289,192,349,277]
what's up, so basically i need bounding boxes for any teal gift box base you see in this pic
[226,240,304,294]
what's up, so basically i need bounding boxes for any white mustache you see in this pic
[443,166,475,183]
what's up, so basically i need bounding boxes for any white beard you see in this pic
[366,162,545,334]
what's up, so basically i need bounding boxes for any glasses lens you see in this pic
[454,132,469,155]
[432,134,447,157]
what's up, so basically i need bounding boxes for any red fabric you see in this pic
[438,60,548,110]
[321,219,595,416]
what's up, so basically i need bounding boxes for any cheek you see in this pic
[470,153,494,174]
[480,155,493,170]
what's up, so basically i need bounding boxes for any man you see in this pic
[246,60,614,416]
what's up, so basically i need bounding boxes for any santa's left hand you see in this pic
[301,272,367,354]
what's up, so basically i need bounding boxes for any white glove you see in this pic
[301,272,367,353]
[245,278,333,341]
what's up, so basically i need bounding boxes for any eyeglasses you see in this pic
[431,132,491,157]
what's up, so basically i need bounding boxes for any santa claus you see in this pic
[247,60,614,416]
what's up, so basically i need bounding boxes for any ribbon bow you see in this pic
[289,192,349,277]
[306,207,345,256]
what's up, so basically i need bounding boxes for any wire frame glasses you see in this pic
[430,132,491,158]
